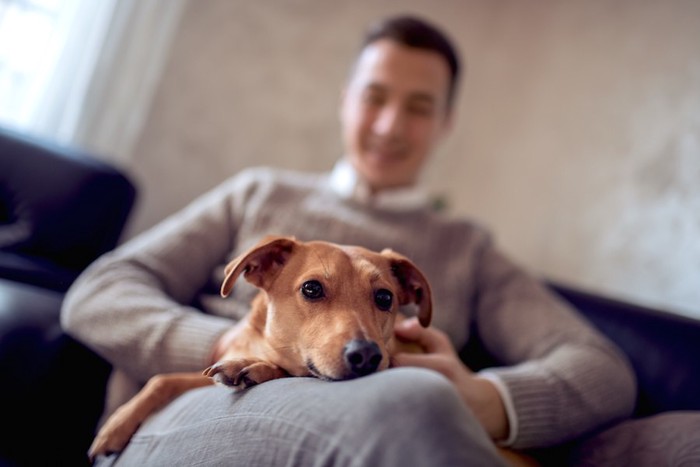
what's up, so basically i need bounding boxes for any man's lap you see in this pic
[97,367,508,467]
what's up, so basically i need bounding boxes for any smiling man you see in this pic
[341,37,453,191]
[62,15,635,466]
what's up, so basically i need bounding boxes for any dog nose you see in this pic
[344,339,382,377]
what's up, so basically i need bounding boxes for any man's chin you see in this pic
[361,173,400,191]
[359,162,400,182]
[350,156,411,190]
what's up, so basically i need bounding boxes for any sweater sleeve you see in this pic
[61,171,259,383]
[471,243,637,449]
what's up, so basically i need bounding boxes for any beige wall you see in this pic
[125,0,700,318]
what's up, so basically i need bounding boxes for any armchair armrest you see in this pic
[548,281,700,416]
[0,126,137,290]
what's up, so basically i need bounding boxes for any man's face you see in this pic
[340,39,453,191]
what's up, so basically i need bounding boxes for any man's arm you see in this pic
[60,173,258,382]
[469,245,636,448]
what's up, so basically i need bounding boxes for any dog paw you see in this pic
[87,404,141,461]
[203,359,286,389]
[88,432,121,463]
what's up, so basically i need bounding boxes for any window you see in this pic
[0,0,185,159]
[0,0,115,141]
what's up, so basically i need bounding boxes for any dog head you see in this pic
[221,235,432,381]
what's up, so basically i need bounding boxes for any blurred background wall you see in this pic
[121,0,700,318]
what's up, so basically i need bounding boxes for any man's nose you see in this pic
[372,105,406,138]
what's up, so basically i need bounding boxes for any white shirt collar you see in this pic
[328,159,431,211]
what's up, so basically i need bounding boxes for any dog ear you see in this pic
[221,236,297,297]
[380,249,433,327]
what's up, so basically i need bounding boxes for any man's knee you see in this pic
[338,367,481,444]
[358,367,467,425]
[337,368,505,466]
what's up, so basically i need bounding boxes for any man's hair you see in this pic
[359,15,462,110]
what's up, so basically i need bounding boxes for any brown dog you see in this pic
[87,236,537,466]
[87,236,432,460]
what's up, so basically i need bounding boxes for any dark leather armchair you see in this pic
[0,126,137,466]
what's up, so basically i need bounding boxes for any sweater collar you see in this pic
[328,159,431,211]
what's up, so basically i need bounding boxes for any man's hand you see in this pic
[393,317,509,442]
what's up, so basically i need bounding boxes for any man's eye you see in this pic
[374,289,393,311]
[407,104,433,116]
[363,92,385,106]
[301,280,325,300]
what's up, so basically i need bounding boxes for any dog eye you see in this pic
[374,289,393,311]
[301,280,325,300]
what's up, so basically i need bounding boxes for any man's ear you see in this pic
[439,107,455,139]
[221,236,297,297]
[380,249,433,327]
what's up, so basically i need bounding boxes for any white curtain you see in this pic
[26,0,117,143]
[0,0,186,163]
[72,0,186,163]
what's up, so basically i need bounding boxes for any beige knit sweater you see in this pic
[61,166,635,449]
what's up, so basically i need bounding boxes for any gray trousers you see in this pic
[97,367,508,467]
